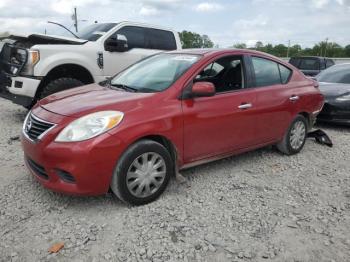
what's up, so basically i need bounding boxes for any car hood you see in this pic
[319,82,350,98]
[0,32,87,46]
[39,84,153,117]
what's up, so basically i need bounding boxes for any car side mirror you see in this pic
[191,82,215,98]
[104,34,128,52]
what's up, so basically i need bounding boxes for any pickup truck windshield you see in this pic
[110,54,201,92]
[77,23,118,41]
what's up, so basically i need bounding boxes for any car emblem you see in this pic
[25,118,32,133]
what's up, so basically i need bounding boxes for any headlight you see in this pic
[55,111,124,142]
[336,93,350,102]
[21,50,40,75]
[28,50,40,65]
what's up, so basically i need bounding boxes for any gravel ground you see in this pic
[0,98,349,262]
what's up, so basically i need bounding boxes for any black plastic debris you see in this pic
[307,129,333,147]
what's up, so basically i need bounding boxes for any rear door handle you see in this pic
[238,103,252,109]
[289,95,300,101]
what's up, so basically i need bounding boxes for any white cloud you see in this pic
[195,2,223,12]
[0,0,9,8]
[140,6,159,16]
[51,0,108,14]
[312,0,330,8]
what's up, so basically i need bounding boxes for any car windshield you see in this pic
[316,64,350,84]
[76,23,118,41]
[110,54,201,92]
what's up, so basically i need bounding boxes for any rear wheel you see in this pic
[39,77,83,99]
[111,140,173,205]
[276,115,307,155]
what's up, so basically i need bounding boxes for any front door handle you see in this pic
[289,95,300,101]
[238,103,252,109]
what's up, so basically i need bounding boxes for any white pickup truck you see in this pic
[0,21,181,108]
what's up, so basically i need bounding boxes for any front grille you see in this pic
[24,113,55,141]
[0,43,27,76]
[55,169,76,183]
[26,157,49,180]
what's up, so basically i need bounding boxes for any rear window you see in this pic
[252,57,281,87]
[146,29,176,50]
[279,64,292,84]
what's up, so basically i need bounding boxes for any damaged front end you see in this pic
[0,42,28,76]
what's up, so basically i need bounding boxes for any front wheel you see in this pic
[39,77,84,99]
[111,140,174,205]
[276,115,307,155]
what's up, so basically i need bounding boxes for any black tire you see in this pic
[111,140,174,205]
[276,115,308,155]
[39,77,84,99]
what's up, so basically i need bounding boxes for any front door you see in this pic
[103,26,158,77]
[182,55,257,163]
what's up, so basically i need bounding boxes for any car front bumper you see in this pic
[0,71,40,107]
[317,102,350,125]
[21,107,126,196]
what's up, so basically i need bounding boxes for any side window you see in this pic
[195,56,244,93]
[146,29,177,50]
[278,64,292,84]
[252,57,281,87]
[299,58,320,70]
[116,26,146,49]
[326,59,335,68]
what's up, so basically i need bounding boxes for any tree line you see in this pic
[179,30,350,57]
[233,41,350,58]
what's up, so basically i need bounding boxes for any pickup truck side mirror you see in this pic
[104,34,128,52]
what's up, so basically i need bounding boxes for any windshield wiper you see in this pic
[110,83,138,92]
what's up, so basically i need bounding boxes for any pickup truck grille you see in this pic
[24,113,55,141]
[0,43,27,76]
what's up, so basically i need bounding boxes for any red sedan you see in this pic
[21,49,324,205]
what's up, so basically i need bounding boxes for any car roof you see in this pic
[290,56,332,59]
[167,48,278,58]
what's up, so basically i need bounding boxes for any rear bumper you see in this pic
[0,71,39,107]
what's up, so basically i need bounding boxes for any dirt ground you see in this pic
[0,99,349,262]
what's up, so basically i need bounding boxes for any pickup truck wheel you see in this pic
[111,140,174,206]
[276,115,307,155]
[39,77,84,99]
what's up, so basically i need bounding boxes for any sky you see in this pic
[0,0,350,48]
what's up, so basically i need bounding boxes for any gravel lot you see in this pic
[0,98,349,262]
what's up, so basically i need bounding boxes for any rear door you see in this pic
[182,55,257,163]
[248,56,296,143]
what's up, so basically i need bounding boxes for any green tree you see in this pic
[255,41,264,50]
[233,43,247,49]
[202,35,214,48]
[273,44,288,57]
[179,31,214,49]
[345,45,350,57]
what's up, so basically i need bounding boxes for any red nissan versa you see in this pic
[21,49,324,205]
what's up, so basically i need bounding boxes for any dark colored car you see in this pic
[316,63,350,125]
[289,56,335,76]
[21,49,324,205]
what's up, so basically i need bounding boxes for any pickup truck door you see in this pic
[102,26,159,77]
